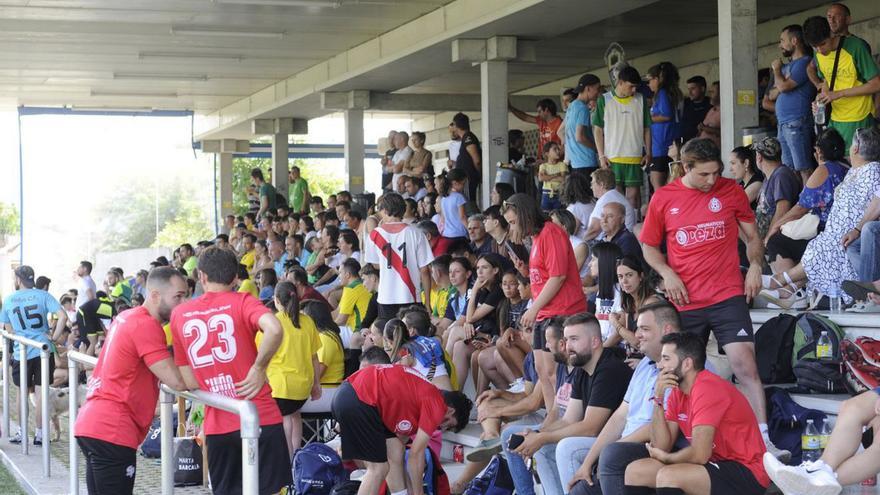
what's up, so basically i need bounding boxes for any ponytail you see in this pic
[383,318,411,362]
[274,281,300,327]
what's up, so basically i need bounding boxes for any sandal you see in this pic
[762,271,796,291]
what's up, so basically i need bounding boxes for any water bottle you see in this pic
[803,419,821,462]
[815,101,827,125]
[817,331,833,360]
[820,418,832,452]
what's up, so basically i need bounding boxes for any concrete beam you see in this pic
[452,36,522,63]
[321,91,557,112]
[201,139,249,154]
[320,90,371,110]
[486,36,518,61]
[451,39,487,63]
[252,118,308,136]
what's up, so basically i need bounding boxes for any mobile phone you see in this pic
[507,434,525,450]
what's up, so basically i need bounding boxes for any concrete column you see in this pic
[718,0,758,157]
[480,60,509,208]
[344,108,365,194]
[219,153,234,219]
[271,133,289,199]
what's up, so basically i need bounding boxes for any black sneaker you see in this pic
[33,437,42,446]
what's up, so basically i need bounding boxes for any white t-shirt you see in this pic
[569,235,590,279]
[448,140,462,162]
[595,286,622,342]
[391,147,414,192]
[567,201,596,239]
[76,275,97,309]
[364,222,435,305]
[590,190,637,231]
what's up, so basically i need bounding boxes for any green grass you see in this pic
[0,460,27,495]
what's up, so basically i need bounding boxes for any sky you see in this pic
[0,106,413,299]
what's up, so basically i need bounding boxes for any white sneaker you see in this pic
[763,437,791,464]
[763,453,841,495]
[846,300,880,313]
[507,378,525,393]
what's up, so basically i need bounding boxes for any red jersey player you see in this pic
[75,267,190,495]
[170,247,291,495]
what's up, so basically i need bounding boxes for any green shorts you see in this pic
[830,115,876,152]
[610,161,644,188]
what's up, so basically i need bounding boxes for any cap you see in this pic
[14,265,35,288]
[574,73,600,93]
[751,136,782,161]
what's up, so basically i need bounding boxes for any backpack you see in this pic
[792,313,846,366]
[755,314,799,384]
[292,443,347,495]
[793,359,847,394]
[766,387,827,464]
[841,338,880,394]
[463,455,514,495]
[140,415,178,458]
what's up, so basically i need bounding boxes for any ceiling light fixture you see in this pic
[90,90,179,98]
[113,72,209,82]
[212,0,341,7]
[171,26,285,39]
[138,51,245,62]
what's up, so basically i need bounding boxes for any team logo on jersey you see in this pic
[678,413,688,422]
[674,221,726,247]
[669,207,680,215]
[708,197,722,213]
[397,420,413,432]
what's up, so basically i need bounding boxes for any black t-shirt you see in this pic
[569,348,633,413]
[456,131,482,180]
[473,285,504,336]
[680,97,712,142]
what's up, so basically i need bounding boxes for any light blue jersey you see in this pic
[0,289,61,360]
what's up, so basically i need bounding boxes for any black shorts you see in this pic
[206,423,291,495]
[766,232,810,263]
[275,398,307,416]
[77,300,108,336]
[648,155,672,174]
[77,436,138,495]
[377,303,417,321]
[680,296,754,350]
[332,381,394,463]
[12,356,55,389]
[532,317,553,351]
[704,460,766,495]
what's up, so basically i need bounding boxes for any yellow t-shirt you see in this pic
[240,250,256,272]
[539,161,568,195]
[337,281,373,330]
[256,312,322,401]
[815,37,878,123]
[422,285,451,318]
[237,279,259,298]
[317,332,345,387]
[162,323,173,346]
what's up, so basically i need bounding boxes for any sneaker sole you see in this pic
[465,444,502,463]
[771,468,841,495]
[760,291,807,310]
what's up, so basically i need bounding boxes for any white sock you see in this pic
[759,423,769,436]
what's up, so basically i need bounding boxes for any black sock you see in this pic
[655,489,685,495]
[623,486,654,495]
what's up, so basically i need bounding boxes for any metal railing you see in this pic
[67,350,97,495]
[1,329,52,477]
[66,350,261,495]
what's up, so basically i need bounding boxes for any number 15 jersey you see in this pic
[170,291,282,435]
[364,222,434,305]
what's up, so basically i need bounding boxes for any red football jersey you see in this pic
[639,178,754,311]
[349,365,446,436]
[529,222,588,320]
[75,306,171,449]
[666,370,769,487]
[171,291,281,435]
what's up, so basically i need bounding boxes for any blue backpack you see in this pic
[292,443,348,495]
[463,455,514,495]
[766,387,827,464]
[140,416,178,458]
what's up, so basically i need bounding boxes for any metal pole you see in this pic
[40,348,50,477]
[160,388,175,495]
[19,343,28,455]
[68,355,79,495]
[2,334,9,438]
[240,401,260,495]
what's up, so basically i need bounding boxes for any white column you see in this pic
[480,60,509,208]
[271,133,289,199]
[344,108,365,194]
[219,153,234,219]
[718,0,758,157]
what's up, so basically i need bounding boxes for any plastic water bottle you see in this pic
[820,418,832,452]
[803,419,821,462]
[815,102,827,125]
[817,331,833,360]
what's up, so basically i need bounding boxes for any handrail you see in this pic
[67,351,97,495]
[1,330,52,477]
[159,384,260,495]
[65,350,261,495]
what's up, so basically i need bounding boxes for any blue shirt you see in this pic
[440,192,468,238]
[564,99,598,169]
[650,89,679,156]
[0,289,62,360]
[775,56,816,124]
[275,256,287,278]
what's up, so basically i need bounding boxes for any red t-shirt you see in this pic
[348,365,446,436]
[75,306,171,449]
[639,177,754,311]
[170,291,281,435]
[529,222,587,320]
[665,370,769,487]
[537,117,563,160]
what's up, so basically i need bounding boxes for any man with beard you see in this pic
[75,267,190,494]
[506,313,632,495]
[624,332,769,495]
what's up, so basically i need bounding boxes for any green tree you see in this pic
[153,202,214,248]
[0,202,19,236]
[226,157,344,215]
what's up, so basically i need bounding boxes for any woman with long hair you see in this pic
[437,256,472,336]
[384,310,454,391]
[646,62,683,192]
[589,242,624,347]
[610,256,662,358]
[258,268,277,303]
[301,300,345,392]
[251,239,273,276]
[550,208,590,283]
[439,168,470,241]
[260,282,321,458]
[729,146,764,210]
[560,172,595,239]
[480,269,530,386]
[490,182,515,207]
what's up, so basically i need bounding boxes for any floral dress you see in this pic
[797,160,848,228]
[802,161,880,302]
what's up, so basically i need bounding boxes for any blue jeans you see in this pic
[541,192,563,211]
[778,115,815,172]
[846,221,880,282]
[555,437,596,495]
[501,424,557,495]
